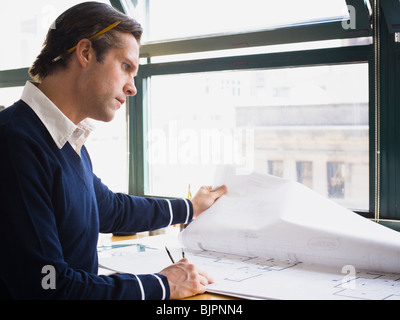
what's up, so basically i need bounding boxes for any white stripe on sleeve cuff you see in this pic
[134,275,145,300]
[165,199,173,226]
[183,198,190,224]
[153,274,167,300]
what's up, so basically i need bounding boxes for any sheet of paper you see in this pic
[179,166,400,274]
[97,238,400,300]
[186,249,400,300]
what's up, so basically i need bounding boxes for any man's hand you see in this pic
[159,258,214,299]
[159,185,225,299]
[190,185,227,218]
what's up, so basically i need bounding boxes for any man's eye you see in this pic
[123,63,130,70]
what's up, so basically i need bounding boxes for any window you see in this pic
[268,160,283,177]
[85,107,129,193]
[125,0,379,216]
[0,87,24,108]
[327,162,345,199]
[123,0,349,43]
[296,161,313,189]
[143,63,369,210]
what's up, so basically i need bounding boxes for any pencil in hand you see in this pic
[165,246,175,263]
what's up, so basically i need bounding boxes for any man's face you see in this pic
[80,32,139,122]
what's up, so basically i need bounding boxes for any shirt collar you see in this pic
[21,81,93,154]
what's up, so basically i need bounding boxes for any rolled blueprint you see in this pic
[180,166,400,274]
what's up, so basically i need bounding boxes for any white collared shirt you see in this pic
[21,81,93,156]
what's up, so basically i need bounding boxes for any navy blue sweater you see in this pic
[0,100,192,299]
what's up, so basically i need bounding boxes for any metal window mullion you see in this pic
[140,45,372,78]
[373,0,381,222]
[128,75,145,196]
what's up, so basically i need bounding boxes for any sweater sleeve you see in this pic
[0,132,172,300]
[93,173,193,234]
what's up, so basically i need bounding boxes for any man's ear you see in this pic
[74,39,94,68]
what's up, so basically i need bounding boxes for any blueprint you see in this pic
[98,240,400,300]
[98,166,400,299]
[184,249,400,300]
[180,166,400,274]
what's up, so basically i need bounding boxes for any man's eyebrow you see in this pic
[124,56,138,68]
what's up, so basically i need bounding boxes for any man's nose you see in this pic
[124,78,137,96]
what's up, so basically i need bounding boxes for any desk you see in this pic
[107,231,240,301]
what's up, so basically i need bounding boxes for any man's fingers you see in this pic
[198,268,214,284]
[212,185,227,200]
[180,258,214,286]
[198,275,208,286]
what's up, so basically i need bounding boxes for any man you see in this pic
[0,2,226,299]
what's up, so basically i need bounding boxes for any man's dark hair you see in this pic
[29,1,143,82]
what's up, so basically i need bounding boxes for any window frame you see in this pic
[135,0,372,58]
[129,45,375,216]
[0,68,28,87]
